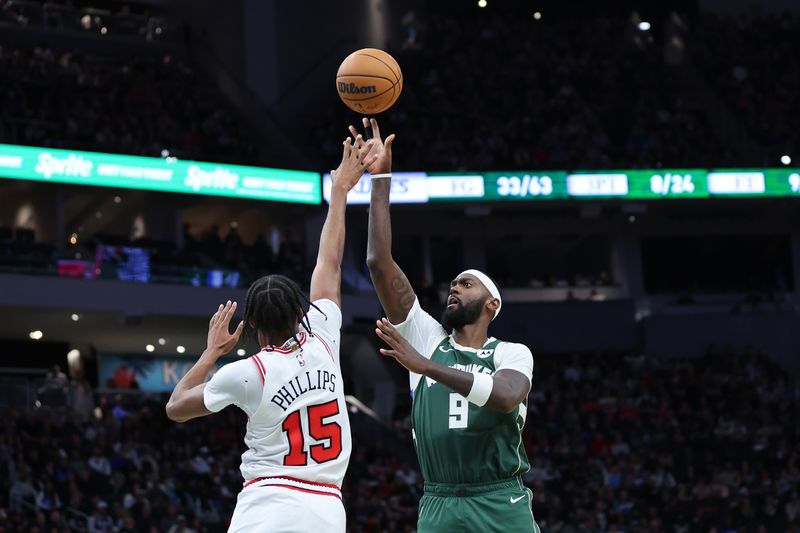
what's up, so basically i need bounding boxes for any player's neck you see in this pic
[451,323,489,349]
[260,329,299,348]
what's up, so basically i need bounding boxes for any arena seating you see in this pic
[1,349,797,532]
[0,45,257,165]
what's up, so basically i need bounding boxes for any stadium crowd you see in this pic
[0,9,795,174]
[0,45,257,165]
[696,12,800,160]
[315,10,731,172]
[0,347,797,532]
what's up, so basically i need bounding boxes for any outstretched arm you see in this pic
[356,118,415,324]
[166,301,243,423]
[376,318,530,413]
[309,135,377,306]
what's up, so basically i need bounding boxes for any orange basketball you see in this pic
[336,48,403,114]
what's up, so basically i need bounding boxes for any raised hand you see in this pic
[206,301,244,355]
[375,318,430,374]
[349,117,395,175]
[331,134,378,192]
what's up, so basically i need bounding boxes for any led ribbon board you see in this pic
[0,143,322,204]
[323,169,800,203]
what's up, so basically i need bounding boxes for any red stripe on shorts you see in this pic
[243,476,341,491]
[268,484,342,499]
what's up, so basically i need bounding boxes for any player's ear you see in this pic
[486,298,500,314]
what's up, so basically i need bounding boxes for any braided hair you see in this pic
[243,274,323,348]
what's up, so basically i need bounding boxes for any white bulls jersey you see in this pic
[203,299,352,496]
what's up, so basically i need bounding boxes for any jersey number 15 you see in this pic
[282,400,343,466]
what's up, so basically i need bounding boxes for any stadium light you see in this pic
[100,26,108,35]
[71,313,80,322]
[29,330,43,340]
[177,345,186,354]
[69,233,78,245]
[158,338,166,346]
[67,349,81,366]
[237,348,246,356]
[533,11,542,20]
[477,0,487,7]
[114,196,121,204]
[781,155,792,165]
[146,344,155,352]
[638,21,651,31]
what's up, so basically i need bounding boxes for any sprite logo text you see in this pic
[185,165,239,191]
[35,152,93,179]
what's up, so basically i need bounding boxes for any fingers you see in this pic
[348,124,360,139]
[384,133,395,154]
[375,326,396,348]
[211,301,238,332]
[221,300,237,325]
[379,348,398,358]
[353,133,365,151]
[369,117,382,141]
[232,320,245,340]
[356,138,376,162]
[342,136,353,159]
[209,303,224,327]
[375,320,401,350]
[364,153,379,168]
[377,317,398,336]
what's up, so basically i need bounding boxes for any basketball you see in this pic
[336,48,403,114]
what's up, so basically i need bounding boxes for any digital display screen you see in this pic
[0,143,321,204]
[96,245,151,283]
[323,169,800,204]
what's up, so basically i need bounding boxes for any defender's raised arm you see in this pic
[309,135,377,306]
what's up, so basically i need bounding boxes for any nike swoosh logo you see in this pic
[510,495,526,504]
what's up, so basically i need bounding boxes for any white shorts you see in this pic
[228,478,345,533]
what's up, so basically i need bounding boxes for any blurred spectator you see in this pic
[316,10,728,171]
[88,500,115,533]
[0,45,258,165]
[38,364,69,406]
[1,347,796,531]
[71,378,96,422]
[696,13,800,160]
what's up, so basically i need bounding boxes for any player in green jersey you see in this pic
[350,118,540,533]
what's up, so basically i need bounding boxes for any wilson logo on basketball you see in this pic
[338,82,377,95]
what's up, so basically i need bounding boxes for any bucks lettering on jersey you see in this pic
[412,337,529,484]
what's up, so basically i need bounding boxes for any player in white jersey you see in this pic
[165,134,378,532]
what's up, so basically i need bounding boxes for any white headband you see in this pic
[458,269,502,320]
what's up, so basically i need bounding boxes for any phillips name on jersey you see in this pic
[270,369,337,411]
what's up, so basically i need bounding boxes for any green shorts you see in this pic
[418,477,541,533]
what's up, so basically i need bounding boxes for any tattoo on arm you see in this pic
[392,274,416,310]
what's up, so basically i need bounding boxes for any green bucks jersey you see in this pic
[395,299,533,484]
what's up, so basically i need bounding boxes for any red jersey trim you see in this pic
[260,332,308,354]
[314,334,335,363]
[249,355,266,383]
